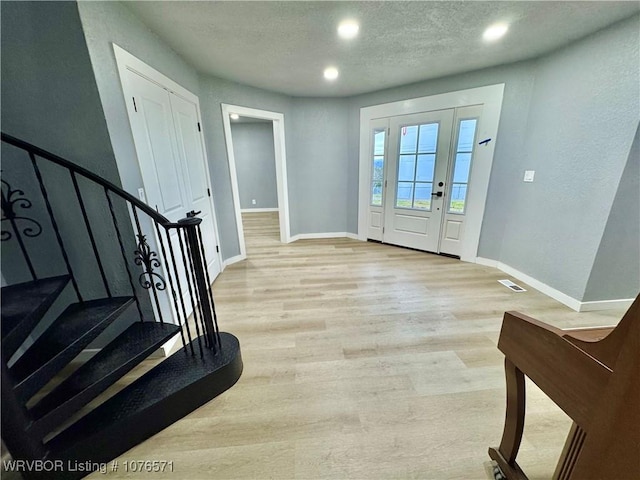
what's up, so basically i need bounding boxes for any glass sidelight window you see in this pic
[396,123,439,210]
[371,129,386,206]
[449,118,477,214]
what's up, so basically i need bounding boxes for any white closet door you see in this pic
[169,94,221,279]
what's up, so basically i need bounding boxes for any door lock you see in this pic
[186,210,202,218]
[431,191,443,197]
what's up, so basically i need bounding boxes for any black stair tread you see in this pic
[29,322,181,426]
[1,276,70,356]
[9,297,134,399]
[47,333,241,455]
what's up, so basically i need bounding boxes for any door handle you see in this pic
[431,191,443,197]
[186,210,202,218]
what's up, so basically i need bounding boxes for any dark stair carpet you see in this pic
[9,297,134,401]
[43,333,242,479]
[28,322,181,438]
[1,275,70,359]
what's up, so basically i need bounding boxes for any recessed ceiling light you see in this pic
[483,23,509,42]
[338,20,359,39]
[324,67,339,81]
[230,113,239,120]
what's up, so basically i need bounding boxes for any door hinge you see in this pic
[197,122,201,132]
[384,180,387,188]
[207,188,211,197]
[388,127,390,135]
[383,227,385,233]
[216,245,219,253]
[132,97,137,112]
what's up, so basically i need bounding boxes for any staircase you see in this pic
[1,133,242,479]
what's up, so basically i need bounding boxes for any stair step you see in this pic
[9,297,134,401]
[28,322,181,438]
[45,333,242,477]
[1,276,70,359]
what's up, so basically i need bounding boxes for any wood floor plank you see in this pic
[88,212,626,479]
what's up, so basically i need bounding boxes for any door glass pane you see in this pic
[452,153,472,183]
[416,154,435,182]
[414,183,432,210]
[371,129,386,206]
[396,121,440,211]
[396,182,414,208]
[399,126,418,154]
[449,118,478,214]
[398,155,416,181]
[418,123,439,153]
[456,119,477,152]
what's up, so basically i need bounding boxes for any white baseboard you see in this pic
[290,232,361,242]
[240,208,279,213]
[474,257,498,268]
[474,257,633,313]
[578,298,635,312]
[223,254,245,268]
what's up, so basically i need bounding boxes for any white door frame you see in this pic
[358,84,505,262]
[113,44,224,272]
[221,104,291,258]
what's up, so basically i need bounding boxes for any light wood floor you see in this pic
[91,212,626,479]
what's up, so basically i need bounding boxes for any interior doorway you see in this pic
[221,105,290,261]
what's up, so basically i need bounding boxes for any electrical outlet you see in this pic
[251,199,257,205]
[138,188,146,202]
[523,170,535,183]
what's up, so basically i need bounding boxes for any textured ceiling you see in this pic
[124,1,639,97]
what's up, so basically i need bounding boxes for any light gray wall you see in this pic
[289,98,350,234]
[583,124,640,301]
[230,123,278,210]
[1,1,147,344]
[497,15,640,301]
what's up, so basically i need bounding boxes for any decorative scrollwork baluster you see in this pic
[1,178,43,241]
[134,234,167,292]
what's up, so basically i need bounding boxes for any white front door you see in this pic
[369,105,482,256]
[383,109,454,252]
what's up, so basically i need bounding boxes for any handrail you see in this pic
[2,131,221,357]
[1,132,179,229]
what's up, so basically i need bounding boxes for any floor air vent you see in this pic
[498,279,527,292]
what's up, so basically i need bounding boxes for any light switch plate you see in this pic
[138,188,146,202]
[523,170,535,182]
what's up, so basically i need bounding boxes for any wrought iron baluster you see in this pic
[132,206,165,324]
[178,228,205,357]
[29,152,81,301]
[105,189,143,321]
[196,223,221,348]
[154,223,188,351]
[1,178,39,280]
[184,228,213,348]
[70,172,111,297]
[164,227,195,355]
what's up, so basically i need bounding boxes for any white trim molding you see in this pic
[290,232,361,242]
[223,254,246,269]
[358,84,505,263]
[240,208,279,213]
[475,257,635,312]
[221,104,291,258]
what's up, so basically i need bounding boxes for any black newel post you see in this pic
[178,215,217,351]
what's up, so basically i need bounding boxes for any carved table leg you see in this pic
[488,358,528,479]
[553,422,585,480]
